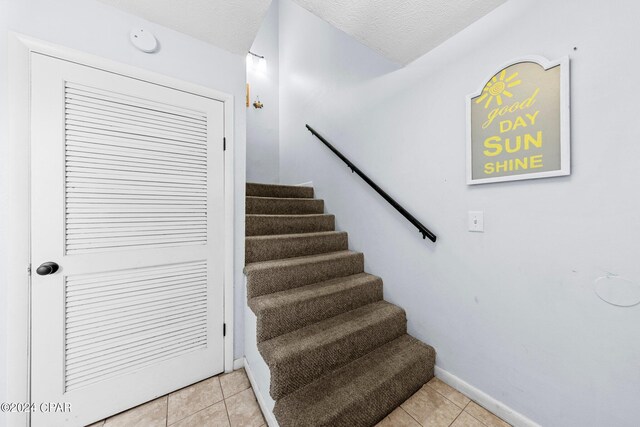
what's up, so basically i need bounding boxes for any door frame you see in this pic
[7,32,236,426]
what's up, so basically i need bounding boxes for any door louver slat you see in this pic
[64,82,208,254]
[66,135,208,158]
[66,103,208,131]
[66,157,207,173]
[64,261,208,391]
[65,82,206,120]
[66,302,207,335]
[65,109,208,136]
[66,312,207,345]
[66,327,208,370]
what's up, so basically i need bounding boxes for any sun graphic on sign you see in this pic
[475,69,522,109]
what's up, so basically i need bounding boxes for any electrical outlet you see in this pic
[468,211,484,232]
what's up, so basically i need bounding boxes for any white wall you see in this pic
[278,0,640,425]
[243,2,281,417]
[246,0,280,184]
[0,0,247,419]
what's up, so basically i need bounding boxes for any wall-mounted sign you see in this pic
[467,56,570,185]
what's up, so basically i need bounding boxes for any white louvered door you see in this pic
[30,53,226,426]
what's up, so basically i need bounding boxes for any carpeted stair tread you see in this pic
[244,182,437,426]
[247,182,314,199]
[259,301,407,400]
[249,272,383,341]
[273,334,436,427]
[246,214,335,236]
[244,250,364,298]
[246,196,324,215]
[246,231,348,263]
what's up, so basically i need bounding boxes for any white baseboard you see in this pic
[296,181,313,187]
[242,359,535,426]
[435,366,540,427]
[244,357,279,427]
[233,358,244,370]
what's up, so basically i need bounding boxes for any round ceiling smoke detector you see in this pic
[130,28,158,53]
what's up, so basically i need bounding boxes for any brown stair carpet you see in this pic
[245,182,436,427]
[245,250,364,298]
[246,214,335,236]
[249,272,383,342]
[247,196,325,215]
[246,231,348,263]
[274,335,435,427]
[260,301,407,400]
[247,182,314,198]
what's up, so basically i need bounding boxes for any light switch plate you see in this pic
[468,211,484,232]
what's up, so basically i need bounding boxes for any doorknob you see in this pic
[36,262,59,276]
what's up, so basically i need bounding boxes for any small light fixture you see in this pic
[247,51,266,72]
[257,56,267,72]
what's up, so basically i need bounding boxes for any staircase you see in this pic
[244,182,436,427]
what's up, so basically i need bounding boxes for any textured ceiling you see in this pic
[97,0,506,65]
[291,0,507,65]
[97,0,272,55]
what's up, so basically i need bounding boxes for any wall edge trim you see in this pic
[244,357,280,427]
[435,366,541,427]
[233,358,245,370]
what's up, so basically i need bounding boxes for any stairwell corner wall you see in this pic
[246,0,280,184]
[277,0,640,426]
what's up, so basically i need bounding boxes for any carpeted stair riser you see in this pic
[247,182,314,199]
[244,182,437,427]
[249,273,383,342]
[244,251,364,298]
[246,196,324,215]
[246,214,335,236]
[273,334,436,427]
[246,231,348,263]
[259,301,407,400]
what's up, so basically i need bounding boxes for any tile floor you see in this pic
[88,370,510,427]
[87,368,265,427]
[377,377,511,427]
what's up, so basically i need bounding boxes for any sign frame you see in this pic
[466,55,571,185]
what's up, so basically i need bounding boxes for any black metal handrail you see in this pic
[306,124,437,243]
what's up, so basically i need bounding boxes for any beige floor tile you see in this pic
[168,377,224,424]
[427,377,471,408]
[86,421,105,427]
[104,396,167,427]
[169,401,230,427]
[225,388,266,427]
[451,411,486,427]
[401,385,462,426]
[465,402,511,427]
[220,368,251,398]
[376,407,421,427]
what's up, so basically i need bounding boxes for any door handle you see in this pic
[36,262,59,276]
